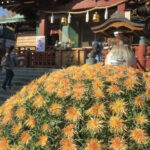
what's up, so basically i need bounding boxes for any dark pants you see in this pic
[2,69,14,88]
[95,52,102,62]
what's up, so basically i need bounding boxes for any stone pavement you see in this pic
[0,67,58,105]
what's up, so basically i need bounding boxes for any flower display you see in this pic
[0,63,149,149]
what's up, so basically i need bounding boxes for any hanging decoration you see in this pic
[61,16,67,25]
[86,11,89,22]
[50,13,54,23]
[104,7,108,20]
[92,11,100,22]
[46,0,128,24]
[68,13,71,24]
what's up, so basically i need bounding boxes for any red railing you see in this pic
[15,48,55,68]
[29,51,55,68]
[11,44,150,71]
[131,44,150,71]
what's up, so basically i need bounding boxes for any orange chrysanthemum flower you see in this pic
[86,118,103,133]
[93,89,104,99]
[63,124,75,137]
[72,72,84,80]
[124,78,135,90]
[92,80,104,89]
[37,135,48,147]
[114,73,124,79]
[74,83,85,90]
[65,107,81,122]
[33,95,45,108]
[45,84,56,95]
[41,124,51,133]
[19,86,27,96]
[134,96,144,108]
[55,73,65,82]
[87,71,97,79]
[100,69,110,77]
[12,122,22,135]
[36,73,47,85]
[86,103,106,118]
[16,96,27,106]
[59,79,71,89]
[106,76,118,84]
[49,102,62,115]
[60,139,77,150]
[2,102,14,115]
[2,112,12,125]
[109,116,126,133]
[85,139,102,150]
[145,90,150,99]
[26,85,38,99]
[0,137,9,150]
[0,129,2,136]
[145,81,150,90]
[135,114,148,125]
[107,85,122,95]
[109,99,126,116]
[130,128,149,144]
[10,146,21,150]
[25,115,35,129]
[16,107,26,119]
[72,89,84,100]
[110,136,127,150]
[20,132,31,145]
[57,88,69,98]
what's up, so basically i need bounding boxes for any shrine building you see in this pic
[0,0,150,70]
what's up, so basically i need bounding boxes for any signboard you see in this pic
[36,36,45,52]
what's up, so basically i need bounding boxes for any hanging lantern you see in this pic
[61,16,67,25]
[85,11,89,22]
[68,13,71,24]
[50,13,54,24]
[92,11,100,22]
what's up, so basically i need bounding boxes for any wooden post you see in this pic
[39,14,48,50]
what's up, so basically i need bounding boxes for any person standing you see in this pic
[2,46,18,90]
[92,40,103,63]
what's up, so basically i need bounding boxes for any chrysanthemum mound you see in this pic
[0,63,150,150]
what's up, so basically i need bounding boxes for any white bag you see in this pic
[105,45,136,67]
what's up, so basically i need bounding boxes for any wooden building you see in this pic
[0,0,150,69]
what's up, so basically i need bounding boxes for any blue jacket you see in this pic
[92,41,103,53]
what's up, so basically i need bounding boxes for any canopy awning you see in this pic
[91,11,148,37]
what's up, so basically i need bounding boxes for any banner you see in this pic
[36,36,45,52]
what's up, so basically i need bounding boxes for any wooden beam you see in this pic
[23,1,35,4]
[93,22,144,33]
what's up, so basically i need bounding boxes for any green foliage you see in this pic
[0,64,149,150]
